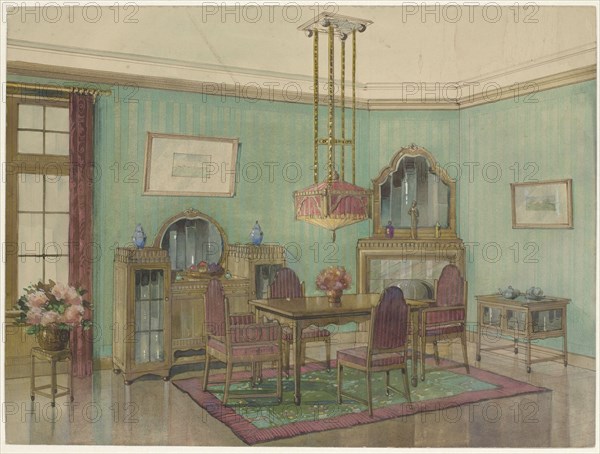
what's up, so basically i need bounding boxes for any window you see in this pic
[6,96,70,306]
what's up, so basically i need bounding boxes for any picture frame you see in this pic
[510,179,573,229]
[143,132,239,197]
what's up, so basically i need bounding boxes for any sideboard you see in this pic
[113,209,286,383]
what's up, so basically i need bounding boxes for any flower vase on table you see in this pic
[316,266,352,307]
[326,289,343,307]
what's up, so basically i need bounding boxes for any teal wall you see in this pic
[9,75,596,359]
[458,81,596,357]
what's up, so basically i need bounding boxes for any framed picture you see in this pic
[143,132,239,197]
[511,179,573,229]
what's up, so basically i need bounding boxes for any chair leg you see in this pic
[385,371,390,396]
[277,356,282,403]
[402,366,412,403]
[223,361,233,405]
[337,362,343,404]
[325,338,331,372]
[420,335,426,381]
[366,371,373,417]
[461,331,470,374]
[433,340,440,365]
[202,353,211,391]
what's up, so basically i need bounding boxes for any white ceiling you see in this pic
[6,3,598,102]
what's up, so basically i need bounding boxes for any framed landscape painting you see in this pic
[143,132,239,197]
[511,179,573,229]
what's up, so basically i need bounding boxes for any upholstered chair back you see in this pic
[270,267,303,299]
[371,286,409,350]
[436,265,464,308]
[204,278,226,336]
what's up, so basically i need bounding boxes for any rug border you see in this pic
[172,360,551,445]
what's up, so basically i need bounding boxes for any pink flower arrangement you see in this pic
[15,280,92,335]
[315,266,352,292]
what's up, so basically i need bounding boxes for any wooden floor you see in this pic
[3,340,597,449]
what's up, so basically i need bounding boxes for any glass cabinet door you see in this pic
[481,305,502,328]
[255,264,282,299]
[135,269,165,363]
[532,308,563,333]
[506,309,526,332]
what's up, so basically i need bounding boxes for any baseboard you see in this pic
[90,333,596,373]
[467,328,596,371]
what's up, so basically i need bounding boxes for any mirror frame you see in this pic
[372,144,457,239]
[152,208,229,266]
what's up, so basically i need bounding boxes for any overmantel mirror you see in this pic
[372,144,457,239]
[153,208,228,272]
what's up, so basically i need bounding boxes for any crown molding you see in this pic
[7,61,596,111]
[458,65,597,109]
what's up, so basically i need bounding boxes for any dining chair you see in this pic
[202,278,283,404]
[337,286,411,416]
[269,267,332,375]
[419,264,469,381]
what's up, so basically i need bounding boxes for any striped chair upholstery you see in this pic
[419,264,470,381]
[337,286,411,416]
[270,267,331,374]
[203,278,283,404]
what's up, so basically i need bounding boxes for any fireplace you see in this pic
[356,238,465,295]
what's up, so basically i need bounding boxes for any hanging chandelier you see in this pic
[293,13,373,241]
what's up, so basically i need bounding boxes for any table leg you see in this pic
[68,355,73,402]
[30,352,35,401]
[293,320,302,405]
[51,358,57,407]
[563,309,568,367]
[527,337,532,373]
[411,310,418,387]
[476,303,482,362]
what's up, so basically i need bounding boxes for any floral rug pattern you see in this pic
[173,360,549,444]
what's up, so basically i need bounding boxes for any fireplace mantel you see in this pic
[356,238,465,294]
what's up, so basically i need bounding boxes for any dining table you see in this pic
[249,293,432,405]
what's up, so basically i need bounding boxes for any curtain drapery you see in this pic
[68,92,94,377]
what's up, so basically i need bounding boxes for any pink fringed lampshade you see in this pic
[294,176,371,232]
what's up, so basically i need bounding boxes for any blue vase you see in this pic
[249,221,263,246]
[133,223,147,249]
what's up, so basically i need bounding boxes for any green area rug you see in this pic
[173,360,548,445]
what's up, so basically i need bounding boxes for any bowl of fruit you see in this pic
[185,261,224,279]
[207,262,225,276]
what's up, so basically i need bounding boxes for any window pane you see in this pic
[18,213,43,255]
[45,175,70,212]
[45,256,69,285]
[45,107,69,132]
[18,104,43,130]
[18,257,44,292]
[45,213,69,251]
[18,174,43,212]
[18,131,43,154]
[45,132,69,156]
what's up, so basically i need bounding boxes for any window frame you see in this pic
[6,95,70,312]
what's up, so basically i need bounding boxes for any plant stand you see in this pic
[30,347,73,407]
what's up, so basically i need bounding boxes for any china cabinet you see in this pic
[476,294,569,372]
[112,247,171,384]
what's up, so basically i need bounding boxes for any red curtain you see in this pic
[69,92,94,377]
